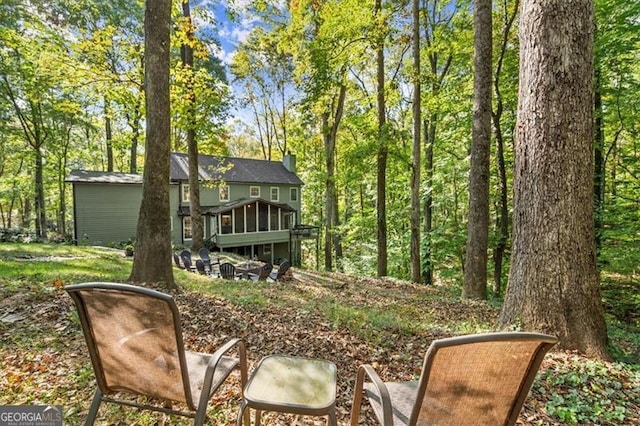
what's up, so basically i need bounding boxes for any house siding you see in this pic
[73,183,142,245]
[68,153,306,263]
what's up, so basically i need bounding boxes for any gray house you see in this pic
[66,152,308,263]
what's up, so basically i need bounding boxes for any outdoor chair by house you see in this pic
[182,256,194,272]
[173,253,184,269]
[195,259,207,275]
[269,261,291,281]
[180,249,192,264]
[65,282,248,425]
[219,262,240,280]
[350,332,558,426]
[247,262,273,282]
[198,247,219,273]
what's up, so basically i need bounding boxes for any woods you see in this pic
[1,0,639,358]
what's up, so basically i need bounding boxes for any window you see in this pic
[250,186,260,198]
[219,185,230,201]
[181,184,190,203]
[270,187,279,202]
[221,214,232,234]
[182,216,192,240]
[290,187,298,202]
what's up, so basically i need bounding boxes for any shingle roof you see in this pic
[170,152,304,185]
[65,170,143,184]
[66,153,304,186]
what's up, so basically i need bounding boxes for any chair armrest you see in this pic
[198,338,248,410]
[350,364,393,426]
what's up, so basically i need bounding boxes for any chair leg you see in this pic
[85,388,102,426]
[194,404,207,426]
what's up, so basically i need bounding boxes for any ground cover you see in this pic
[0,243,638,425]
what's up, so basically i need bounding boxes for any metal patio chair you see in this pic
[65,282,248,425]
[350,332,558,426]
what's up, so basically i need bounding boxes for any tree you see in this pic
[410,0,421,283]
[498,0,609,359]
[129,0,175,288]
[180,0,204,251]
[375,0,388,277]
[463,0,492,299]
[491,0,519,296]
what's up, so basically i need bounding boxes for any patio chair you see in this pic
[173,253,184,269]
[269,261,291,281]
[195,259,207,275]
[350,332,558,426]
[198,247,219,272]
[219,262,240,280]
[247,262,273,282]
[65,282,248,425]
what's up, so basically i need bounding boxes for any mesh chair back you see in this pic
[412,333,557,425]
[66,283,195,408]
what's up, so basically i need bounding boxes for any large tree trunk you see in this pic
[375,0,388,278]
[182,0,203,251]
[498,0,609,359]
[463,0,492,299]
[410,0,421,283]
[129,0,175,289]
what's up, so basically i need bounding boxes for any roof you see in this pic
[65,170,143,184]
[66,153,304,186]
[177,198,296,216]
[170,152,303,185]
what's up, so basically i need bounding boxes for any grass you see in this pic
[1,242,638,425]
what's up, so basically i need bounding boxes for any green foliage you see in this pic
[537,356,640,424]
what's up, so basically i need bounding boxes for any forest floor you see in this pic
[1,245,639,425]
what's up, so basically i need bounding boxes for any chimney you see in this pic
[283,151,296,173]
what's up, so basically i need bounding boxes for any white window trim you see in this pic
[250,186,261,198]
[290,187,298,202]
[181,184,190,203]
[270,186,279,202]
[182,216,192,240]
[219,185,230,202]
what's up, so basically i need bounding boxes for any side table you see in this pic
[237,354,337,426]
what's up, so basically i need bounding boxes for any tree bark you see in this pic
[323,85,346,272]
[375,0,388,278]
[423,118,434,285]
[129,0,175,289]
[491,0,518,296]
[182,0,203,251]
[410,0,421,283]
[498,0,609,359]
[463,0,492,299]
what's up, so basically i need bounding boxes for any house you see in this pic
[66,152,311,263]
